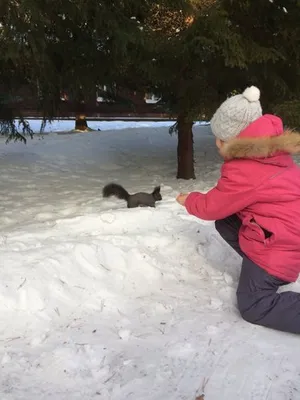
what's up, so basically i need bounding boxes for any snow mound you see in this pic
[1,124,300,399]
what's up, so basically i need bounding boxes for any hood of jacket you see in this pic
[220,114,300,161]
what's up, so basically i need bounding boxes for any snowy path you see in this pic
[0,125,300,400]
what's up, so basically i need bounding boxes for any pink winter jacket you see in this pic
[185,114,300,282]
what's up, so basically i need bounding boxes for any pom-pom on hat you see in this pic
[210,86,263,141]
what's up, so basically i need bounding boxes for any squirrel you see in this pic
[102,183,162,208]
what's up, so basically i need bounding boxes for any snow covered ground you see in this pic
[1,122,300,400]
[17,118,208,134]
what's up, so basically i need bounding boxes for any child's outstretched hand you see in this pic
[176,193,189,206]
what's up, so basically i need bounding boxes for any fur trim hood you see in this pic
[220,129,300,160]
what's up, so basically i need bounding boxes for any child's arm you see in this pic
[184,164,256,221]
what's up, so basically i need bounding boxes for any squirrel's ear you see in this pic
[153,186,160,192]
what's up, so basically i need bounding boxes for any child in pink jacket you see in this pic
[177,86,300,334]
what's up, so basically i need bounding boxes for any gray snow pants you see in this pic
[215,214,300,334]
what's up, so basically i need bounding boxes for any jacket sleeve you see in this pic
[184,163,256,221]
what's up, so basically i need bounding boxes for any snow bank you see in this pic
[15,118,209,134]
[0,125,300,399]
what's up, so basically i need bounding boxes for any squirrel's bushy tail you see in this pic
[103,183,130,201]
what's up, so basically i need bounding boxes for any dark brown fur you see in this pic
[103,183,162,208]
[220,129,300,160]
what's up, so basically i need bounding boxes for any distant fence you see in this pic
[16,103,174,121]
[20,111,173,121]
[4,85,174,120]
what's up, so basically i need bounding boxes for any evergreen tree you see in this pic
[0,0,178,136]
[1,0,300,179]
[125,0,300,179]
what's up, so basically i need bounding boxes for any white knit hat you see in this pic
[210,86,263,141]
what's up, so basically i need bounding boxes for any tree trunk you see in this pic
[75,114,89,131]
[176,115,195,179]
[74,95,89,131]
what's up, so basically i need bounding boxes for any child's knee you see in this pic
[236,291,262,324]
[238,306,259,325]
[215,219,233,243]
[214,219,220,231]
[214,219,223,235]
